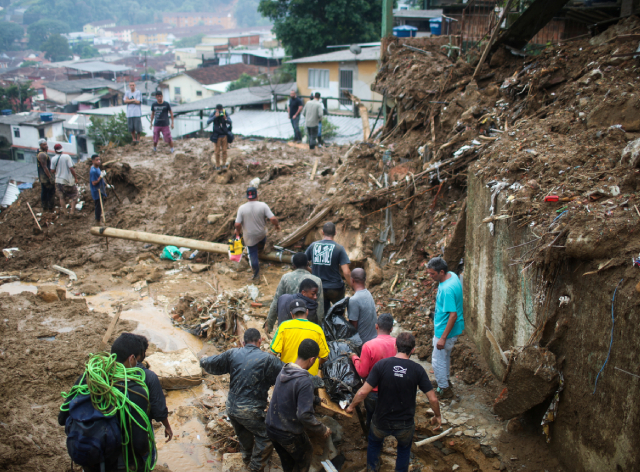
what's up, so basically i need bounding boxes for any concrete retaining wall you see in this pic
[464,171,640,471]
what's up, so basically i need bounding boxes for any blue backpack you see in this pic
[64,393,122,469]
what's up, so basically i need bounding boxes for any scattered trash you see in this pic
[321,341,363,405]
[75,201,84,211]
[52,264,77,281]
[165,269,182,276]
[3,247,19,259]
[133,280,148,291]
[246,284,259,301]
[558,296,570,307]
[189,250,199,259]
[454,145,473,158]
[160,246,183,261]
[541,372,564,443]
[544,195,559,202]
[249,177,261,188]
[228,238,243,262]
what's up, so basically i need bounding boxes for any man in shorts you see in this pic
[50,144,78,218]
[149,90,174,153]
[124,81,143,144]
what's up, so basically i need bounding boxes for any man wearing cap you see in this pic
[269,299,330,378]
[207,104,233,170]
[50,144,79,218]
[235,187,280,283]
[124,81,143,144]
[36,140,56,211]
[149,90,174,153]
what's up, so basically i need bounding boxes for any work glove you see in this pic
[100,170,107,178]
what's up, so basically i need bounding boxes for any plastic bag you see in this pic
[321,341,363,405]
[228,238,243,262]
[323,297,356,342]
[160,246,182,261]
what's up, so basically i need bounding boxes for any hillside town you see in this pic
[1,0,640,471]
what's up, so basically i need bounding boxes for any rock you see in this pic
[587,96,640,132]
[76,283,100,296]
[441,448,454,456]
[578,97,589,108]
[481,444,499,458]
[506,418,523,433]
[577,68,603,85]
[205,420,216,432]
[56,288,67,300]
[131,265,163,283]
[636,280,640,294]
[188,264,209,274]
[452,465,460,471]
[136,253,160,263]
[364,258,384,287]
[464,430,476,437]
[37,285,61,303]
[621,137,640,167]
[207,214,224,224]
[489,46,507,68]
[493,346,559,420]
[89,253,104,263]
[455,431,463,436]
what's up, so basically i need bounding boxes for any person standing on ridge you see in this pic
[301,93,323,151]
[124,81,143,144]
[36,139,56,212]
[287,90,303,142]
[305,222,352,315]
[50,143,78,218]
[149,90,174,153]
[207,104,233,170]
[89,154,107,223]
[235,187,280,283]
[426,256,464,399]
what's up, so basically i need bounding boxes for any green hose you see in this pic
[61,352,157,472]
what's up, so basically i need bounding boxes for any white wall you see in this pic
[162,75,216,104]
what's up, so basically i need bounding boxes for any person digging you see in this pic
[50,143,79,218]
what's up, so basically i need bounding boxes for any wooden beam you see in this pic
[100,305,123,351]
[276,204,333,248]
[473,0,515,78]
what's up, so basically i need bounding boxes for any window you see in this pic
[308,69,329,89]
[16,152,24,162]
[13,127,20,138]
[174,86,181,95]
[38,128,45,139]
[196,91,202,96]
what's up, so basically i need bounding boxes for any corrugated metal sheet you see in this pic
[227,110,382,144]
[0,161,39,207]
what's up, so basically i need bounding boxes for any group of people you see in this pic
[212,185,465,471]
[124,82,175,153]
[287,90,326,151]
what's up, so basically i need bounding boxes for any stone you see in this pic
[489,47,507,68]
[89,253,104,263]
[481,445,498,458]
[364,258,384,287]
[56,288,67,301]
[464,430,476,437]
[577,68,603,85]
[636,280,640,294]
[441,448,454,456]
[455,431,463,437]
[621,137,640,167]
[452,465,460,471]
[207,214,224,225]
[37,285,61,303]
[188,264,209,274]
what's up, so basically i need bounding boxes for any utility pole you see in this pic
[381,0,394,38]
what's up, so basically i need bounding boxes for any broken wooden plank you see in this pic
[485,326,508,364]
[277,204,334,248]
[473,0,515,78]
[348,93,371,140]
[310,157,319,181]
[100,305,123,350]
[402,44,432,56]
[318,387,353,418]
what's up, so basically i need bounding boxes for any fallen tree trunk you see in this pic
[90,227,292,263]
[277,204,334,248]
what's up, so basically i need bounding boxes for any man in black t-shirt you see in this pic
[150,90,174,153]
[305,221,352,315]
[287,90,303,142]
[346,332,442,472]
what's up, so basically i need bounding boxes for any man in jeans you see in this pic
[287,90,303,142]
[266,339,331,472]
[235,186,280,282]
[301,94,323,151]
[36,140,56,211]
[351,313,397,431]
[346,332,442,472]
[426,256,464,399]
[201,328,283,471]
[305,222,352,315]
[89,154,107,222]
[149,90,174,153]
[124,81,143,144]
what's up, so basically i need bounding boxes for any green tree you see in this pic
[258,0,383,58]
[27,19,70,49]
[42,34,72,62]
[0,21,24,52]
[0,82,37,112]
[20,60,39,68]
[72,41,100,58]
[87,112,141,148]
[226,73,266,92]
[173,33,205,48]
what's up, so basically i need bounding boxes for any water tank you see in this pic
[1,109,12,116]
[393,25,418,38]
[40,112,53,122]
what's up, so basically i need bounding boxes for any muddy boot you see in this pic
[436,387,454,400]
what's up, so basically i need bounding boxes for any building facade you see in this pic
[162,12,235,29]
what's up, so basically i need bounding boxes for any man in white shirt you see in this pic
[50,144,78,217]
[124,82,143,144]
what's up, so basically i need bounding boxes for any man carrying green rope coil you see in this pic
[58,334,156,472]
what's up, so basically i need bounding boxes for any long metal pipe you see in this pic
[90,227,292,263]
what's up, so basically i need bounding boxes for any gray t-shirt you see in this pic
[305,240,350,290]
[235,201,275,247]
[125,90,142,117]
[347,288,377,343]
[50,153,75,186]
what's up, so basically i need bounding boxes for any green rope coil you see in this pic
[60,352,157,472]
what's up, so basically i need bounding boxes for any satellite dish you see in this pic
[349,44,362,55]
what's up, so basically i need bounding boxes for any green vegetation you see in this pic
[0,21,24,52]
[301,117,338,140]
[20,60,39,67]
[42,34,72,62]
[226,73,267,92]
[0,82,37,112]
[173,33,205,48]
[87,112,141,148]
[27,19,70,49]
[258,0,383,58]
[72,41,101,59]
[16,0,268,31]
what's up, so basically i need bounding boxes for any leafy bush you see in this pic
[87,111,144,148]
[301,117,337,140]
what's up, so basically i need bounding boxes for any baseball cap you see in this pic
[289,299,307,314]
[54,143,63,152]
[154,90,163,96]
[38,139,47,146]
[246,187,257,199]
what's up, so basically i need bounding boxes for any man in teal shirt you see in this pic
[426,257,464,399]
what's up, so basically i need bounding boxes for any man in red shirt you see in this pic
[350,313,396,431]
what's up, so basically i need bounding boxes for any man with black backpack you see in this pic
[59,334,156,472]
